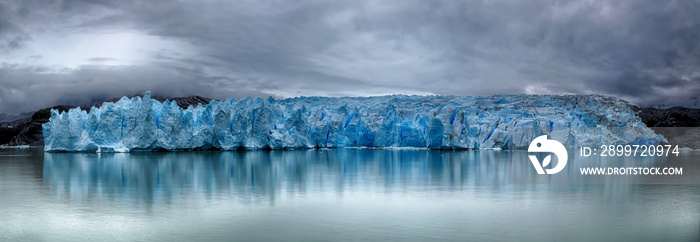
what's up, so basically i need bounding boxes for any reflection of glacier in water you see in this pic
[44,149,700,204]
[44,150,517,204]
[23,149,700,240]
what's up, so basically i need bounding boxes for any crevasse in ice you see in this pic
[42,92,664,152]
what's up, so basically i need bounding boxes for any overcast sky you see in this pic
[0,0,699,114]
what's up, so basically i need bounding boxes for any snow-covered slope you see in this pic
[42,92,664,152]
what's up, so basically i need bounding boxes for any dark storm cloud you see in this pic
[0,0,699,114]
[0,3,30,51]
[0,63,272,113]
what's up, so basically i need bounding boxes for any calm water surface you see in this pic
[0,148,698,241]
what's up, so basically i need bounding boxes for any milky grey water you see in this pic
[0,148,698,241]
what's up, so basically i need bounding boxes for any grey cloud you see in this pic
[0,63,275,114]
[87,57,117,62]
[0,4,29,51]
[0,0,699,114]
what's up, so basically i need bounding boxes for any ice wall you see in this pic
[42,92,664,152]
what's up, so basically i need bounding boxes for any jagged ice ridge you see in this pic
[43,92,664,152]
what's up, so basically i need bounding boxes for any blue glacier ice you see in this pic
[42,92,665,152]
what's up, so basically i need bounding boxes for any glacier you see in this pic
[42,92,665,152]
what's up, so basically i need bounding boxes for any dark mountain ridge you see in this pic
[633,106,700,127]
[0,112,34,123]
[632,106,700,149]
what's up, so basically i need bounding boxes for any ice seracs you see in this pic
[42,92,665,152]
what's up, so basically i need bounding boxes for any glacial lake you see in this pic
[1,148,698,241]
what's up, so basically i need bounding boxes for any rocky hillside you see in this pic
[635,107,700,127]
[634,106,700,148]
[0,112,33,123]
[0,105,76,146]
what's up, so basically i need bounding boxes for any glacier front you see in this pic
[42,92,664,152]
